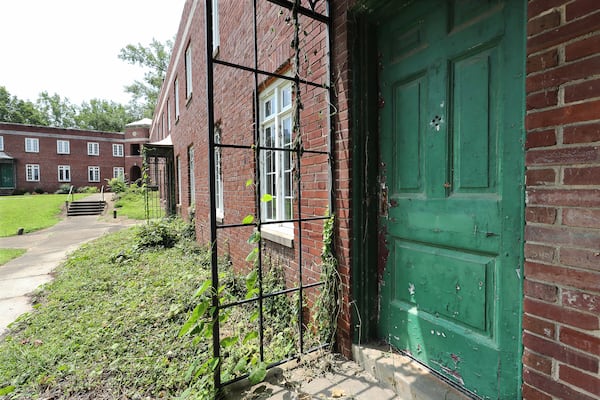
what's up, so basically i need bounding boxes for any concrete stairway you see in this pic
[67,200,106,216]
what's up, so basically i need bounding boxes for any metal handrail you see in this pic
[67,185,74,204]
[100,185,105,202]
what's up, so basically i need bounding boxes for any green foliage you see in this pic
[106,177,127,193]
[0,249,26,266]
[54,183,72,194]
[0,86,48,125]
[75,186,99,193]
[134,218,194,250]
[75,98,132,132]
[35,91,77,128]
[118,38,173,118]
[0,229,213,398]
[0,194,85,237]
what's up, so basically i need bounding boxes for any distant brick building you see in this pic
[152,1,600,399]
[0,120,150,194]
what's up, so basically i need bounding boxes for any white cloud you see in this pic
[0,0,186,104]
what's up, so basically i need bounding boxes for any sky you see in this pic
[0,0,186,105]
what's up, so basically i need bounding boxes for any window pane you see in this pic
[281,86,292,109]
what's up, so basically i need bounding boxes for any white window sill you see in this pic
[261,223,294,248]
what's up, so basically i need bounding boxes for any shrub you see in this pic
[55,184,73,194]
[33,187,45,194]
[76,186,99,194]
[106,178,127,193]
[134,218,194,249]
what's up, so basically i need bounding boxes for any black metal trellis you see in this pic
[204,0,335,391]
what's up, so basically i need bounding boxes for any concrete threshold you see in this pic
[352,344,476,400]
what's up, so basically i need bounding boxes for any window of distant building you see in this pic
[57,140,70,154]
[176,155,182,206]
[185,43,193,100]
[88,166,100,182]
[167,99,172,131]
[174,78,180,120]
[25,138,39,153]
[188,146,195,206]
[259,79,294,240]
[26,164,40,181]
[0,136,4,151]
[113,167,125,180]
[87,142,99,156]
[212,0,220,53]
[214,126,223,220]
[113,144,124,157]
[131,143,141,156]
[58,165,71,182]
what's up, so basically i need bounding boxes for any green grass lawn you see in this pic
[113,188,165,220]
[0,194,86,237]
[0,249,26,266]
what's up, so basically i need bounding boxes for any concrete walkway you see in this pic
[0,193,139,337]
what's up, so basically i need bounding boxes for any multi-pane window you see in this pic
[58,165,71,182]
[167,99,172,131]
[113,167,125,179]
[260,80,293,224]
[174,78,180,119]
[176,156,182,205]
[0,136,4,151]
[87,142,99,156]
[188,146,195,205]
[25,138,39,153]
[214,127,223,219]
[185,44,193,99]
[26,164,40,181]
[57,140,70,154]
[112,143,124,157]
[88,166,100,182]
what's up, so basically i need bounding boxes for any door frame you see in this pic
[349,0,527,397]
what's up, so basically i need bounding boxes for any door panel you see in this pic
[377,1,524,398]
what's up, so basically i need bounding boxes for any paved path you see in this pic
[0,194,139,337]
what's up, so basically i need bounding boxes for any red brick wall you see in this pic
[0,122,127,193]
[524,1,600,399]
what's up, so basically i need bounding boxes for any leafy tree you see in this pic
[75,99,133,132]
[36,91,77,128]
[118,38,173,118]
[0,86,48,125]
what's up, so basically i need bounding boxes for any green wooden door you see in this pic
[377,1,524,398]
[0,163,14,188]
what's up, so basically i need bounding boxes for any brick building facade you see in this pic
[0,120,149,194]
[153,1,599,398]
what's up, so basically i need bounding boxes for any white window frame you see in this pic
[185,43,193,99]
[212,0,220,53]
[112,143,124,157]
[57,140,70,154]
[188,146,195,206]
[26,164,40,181]
[215,127,224,220]
[174,78,180,119]
[87,142,99,156]
[167,99,172,131]
[0,136,4,151]
[25,138,39,153]
[58,165,71,182]
[259,79,294,240]
[113,167,125,180]
[88,166,100,182]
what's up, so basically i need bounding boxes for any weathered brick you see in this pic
[566,34,600,62]
[559,364,600,397]
[528,0,568,20]
[524,279,559,302]
[564,78,600,103]
[527,49,559,74]
[525,129,557,149]
[560,247,600,272]
[564,122,600,144]
[523,332,599,372]
[528,9,562,37]
[522,383,552,400]
[563,166,600,185]
[525,242,556,263]
[566,0,600,21]
[562,289,600,314]
[523,313,557,339]
[524,368,597,400]
[526,206,557,224]
[527,89,559,109]
[527,168,556,185]
[524,296,599,330]
[525,260,600,294]
[528,12,600,54]
[526,55,600,92]
[527,188,600,207]
[560,326,600,356]
[563,208,600,228]
[523,349,553,374]
[526,99,600,129]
